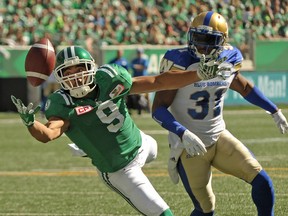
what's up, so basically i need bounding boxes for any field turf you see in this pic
[0,107,287,215]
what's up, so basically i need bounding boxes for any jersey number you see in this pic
[188,89,225,120]
[96,101,124,132]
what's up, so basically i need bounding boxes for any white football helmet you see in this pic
[54,46,97,98]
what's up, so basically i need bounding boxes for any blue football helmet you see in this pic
[187,11,228,59]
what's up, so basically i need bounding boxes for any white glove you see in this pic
[269,110,288,134]
[181,130,207,156]
[11,95,41,127]
[167,147,183,184]
[197,54,233,80]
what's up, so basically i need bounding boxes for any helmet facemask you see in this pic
[188,26,225,59]
[54,46,97,98]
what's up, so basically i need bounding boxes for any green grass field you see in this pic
[0,107,288,216]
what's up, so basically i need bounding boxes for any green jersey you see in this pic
[45,64,142,172]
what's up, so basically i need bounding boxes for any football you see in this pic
[25,38,56,87]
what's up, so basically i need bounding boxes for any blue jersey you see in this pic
[109,57,129,71]
[131,57,149,77]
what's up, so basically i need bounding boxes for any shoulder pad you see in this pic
[160,47,198,72]
[219,46,243,71]
[96,64,132,100]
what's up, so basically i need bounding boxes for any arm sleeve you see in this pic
[152,106,186,137]
[244,86,278,114]
[45,93,71,120]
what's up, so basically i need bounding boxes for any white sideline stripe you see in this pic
[1,190,287,196]
[1,119,287,144]
[241,137,288,144]
[138,110,288,116]
[0,119,21,123]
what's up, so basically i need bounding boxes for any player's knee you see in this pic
[147,140,157,163]
[199,199,215,214]
[144,134,158,163]
[240,158,262,183]
[192,190,215,214]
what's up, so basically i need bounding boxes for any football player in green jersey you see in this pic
[11,46,228,216]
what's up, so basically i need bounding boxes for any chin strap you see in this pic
[70,85,96,98]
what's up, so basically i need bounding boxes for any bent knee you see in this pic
[192,188,215,213]
[240,158,262,183]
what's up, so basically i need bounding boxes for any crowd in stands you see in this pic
[0,0,287,52]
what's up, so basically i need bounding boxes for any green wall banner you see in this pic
[255,41,288,72]
[2,42,288,78]
[101,45,173,75]
[225,72,287,105]
[0,47,28,78]
[1,46,287,106]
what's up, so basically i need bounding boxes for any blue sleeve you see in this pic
[244,86,278,113]
[152,106,186,137]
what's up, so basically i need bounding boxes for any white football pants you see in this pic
[97,131,170,216]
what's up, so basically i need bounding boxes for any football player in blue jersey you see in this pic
[152,11,288,216]
[11,46,225,216]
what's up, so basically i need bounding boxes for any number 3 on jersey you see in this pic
[96,100,124,132]
[188,89,226,120]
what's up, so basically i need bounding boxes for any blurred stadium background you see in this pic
[0,0,287,111]
[0,0,288,215]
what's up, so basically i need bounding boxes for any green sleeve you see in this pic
[95,64,132,101]
[44,90,74,120]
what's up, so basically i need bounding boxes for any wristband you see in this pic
[244,86,277,114]
[152,106,186,137]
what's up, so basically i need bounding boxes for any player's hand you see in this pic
[167,147,183,184]
[11,95,41,127]
[269,110,288,134]
[197,54,232,80]
[181,130,207,156]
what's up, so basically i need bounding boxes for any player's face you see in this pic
[192,33,217,54]
[62,65,87,88]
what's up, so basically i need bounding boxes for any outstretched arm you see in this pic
[28,118,69,143]
[130,70,200,94]
[130,54,232,94]
[11,95,69,143]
